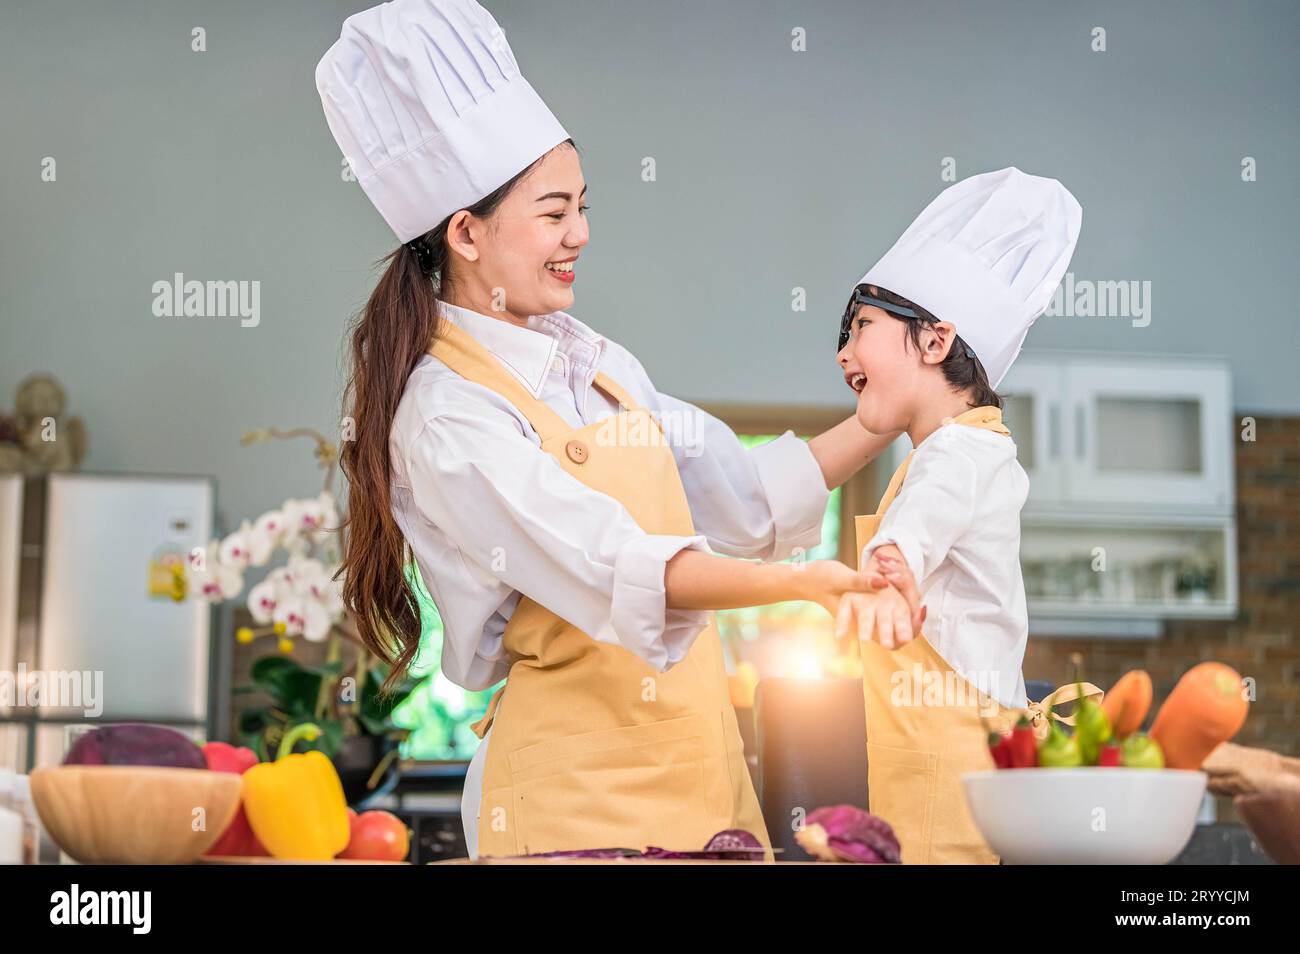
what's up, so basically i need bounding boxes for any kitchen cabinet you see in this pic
[877,352,1238,629]
[996,363,1065,511]
[1000,356,1233,515]
[1008,354,1237,628]
[1020,513,1237,622]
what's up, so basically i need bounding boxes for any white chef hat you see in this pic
[315,0,570,244]
[858,167,1082,389]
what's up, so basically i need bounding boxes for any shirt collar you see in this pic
[434,299,607,399]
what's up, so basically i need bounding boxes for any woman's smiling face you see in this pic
[444,143,589,323]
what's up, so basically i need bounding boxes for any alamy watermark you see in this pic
[152,272,260,328]
[889,662,1001,719]
[0,665,103,717]
[1044,272,1151,327]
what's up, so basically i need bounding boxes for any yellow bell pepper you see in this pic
[242,723,350,860]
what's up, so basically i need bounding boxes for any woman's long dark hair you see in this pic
[338,139,575,696]
[860,283,1002,410]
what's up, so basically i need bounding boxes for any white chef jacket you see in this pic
[388,298,830,857]
[861,422,1030,711]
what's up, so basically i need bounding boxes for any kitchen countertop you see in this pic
[1171,823,1275,865]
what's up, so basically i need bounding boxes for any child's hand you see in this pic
[797,559,891,619]
[840,543,927,648]
[835,585,927,650]
[863,544,925,634]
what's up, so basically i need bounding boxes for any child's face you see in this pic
[837,303,918,434]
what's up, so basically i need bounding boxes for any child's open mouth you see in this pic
[846,372,867,394]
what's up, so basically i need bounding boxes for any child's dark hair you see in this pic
[863,283,1002,410]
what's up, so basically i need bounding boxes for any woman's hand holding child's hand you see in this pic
[799,559,892,620]
[835,544,927,649]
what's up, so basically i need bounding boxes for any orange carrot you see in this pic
[1101,669,1153,738]
[1150,663,1249,770]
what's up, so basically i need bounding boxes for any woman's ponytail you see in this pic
[337,238,445,696]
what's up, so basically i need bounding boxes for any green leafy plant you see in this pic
[236,653,418,763]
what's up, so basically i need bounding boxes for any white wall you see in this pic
[2,0,1296,530]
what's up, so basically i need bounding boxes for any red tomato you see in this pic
[337,810,410,862]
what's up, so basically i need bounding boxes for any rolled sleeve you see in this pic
[748,430,831,561]
[653,390,828,561]
[406,408,714,672]
[612,533,715,670]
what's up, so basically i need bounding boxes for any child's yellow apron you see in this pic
[853,406,1018,864]
[428,320,770,858]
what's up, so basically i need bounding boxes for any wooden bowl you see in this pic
[30,765,241,864]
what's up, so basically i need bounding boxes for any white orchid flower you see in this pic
[249,509,289,563]
[314,570,346,618]
[284,497,319,537]
[284,555,345,630]
[188,540,244,601]
[272,593,333,642]
[247,579,278,625]
[287,492,341,545]
[272,596,306,637]
[300,599,333,641]
[266,564,298,601]
[219,520,260,569]
[316,490,340,538]
[297,559,346,618]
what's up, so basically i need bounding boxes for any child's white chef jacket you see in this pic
[388,299,831,857]
[860,422,1031,711]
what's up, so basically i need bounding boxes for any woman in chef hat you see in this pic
[835,168,1084,863]
[316,0,912,859]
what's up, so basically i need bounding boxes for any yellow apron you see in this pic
[428,320,770,858]
[853,406,1018,864]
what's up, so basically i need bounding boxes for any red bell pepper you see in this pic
[988,731,1012,769]
[202,741,269,857]
[1098,742,1122,767]
[1009,716,1039,768]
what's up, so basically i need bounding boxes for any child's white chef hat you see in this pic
[315,0,570,244]
[859,167,1082,389]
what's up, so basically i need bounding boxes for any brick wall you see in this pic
[1023,415,1298,816]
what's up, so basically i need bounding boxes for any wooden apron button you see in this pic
[565,439,589,464]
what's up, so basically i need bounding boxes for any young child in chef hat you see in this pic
[835,166,1082,712]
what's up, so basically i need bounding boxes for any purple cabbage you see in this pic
[528,828,766,861]
[64,723,207,769]
[797,805,901,864]
[528,847,642,859]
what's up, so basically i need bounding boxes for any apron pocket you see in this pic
[866,741,938,864]
[507,714,728,854]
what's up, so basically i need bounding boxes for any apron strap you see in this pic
[470,683,507,739]
[429,319,574,443]
[867,405,1013,528]
[431,314,653,746]
[855,407,1012,569]
[429,317,647,441]
[1025,681,1105,741]
[592,370,637,412]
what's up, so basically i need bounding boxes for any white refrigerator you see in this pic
[0,472,216,770]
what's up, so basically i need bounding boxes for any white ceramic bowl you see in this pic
[962,768,1207,865]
